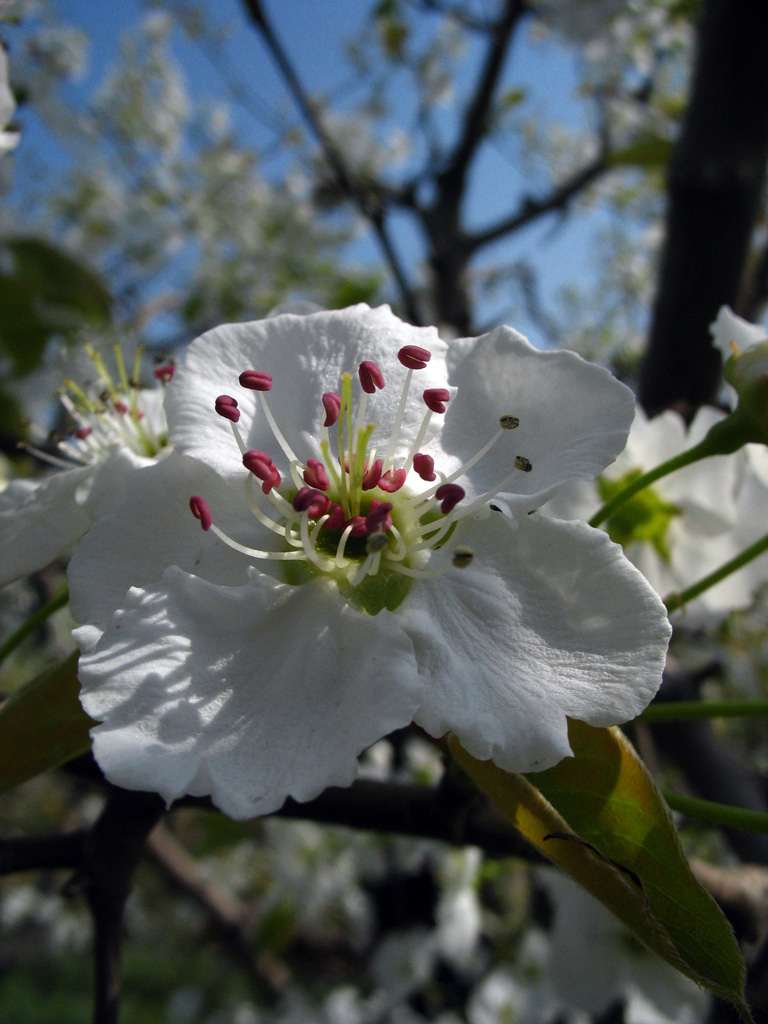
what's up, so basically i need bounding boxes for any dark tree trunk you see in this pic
[639,0,768,415]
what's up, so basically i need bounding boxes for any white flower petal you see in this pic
[166,305,449,481]
[405,512,670,772]
[76,567,421,819]
[710,305,767,363]
[0,448,146,585]
[442,326,635,509]
[68,452,256,630]
[0,468,95,585]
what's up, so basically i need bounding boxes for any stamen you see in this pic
[326,504,346,531]
[423,388,450,414]
[74,426,93,440]
[378,468,406,493]
[365,499,393,534]
[243,449,281,493]
[412,453,436,481]
[293,487,332,518]
[210,523,306,561]
[359,360,384,394]
[514,456,533,473]
[500,414,519,429]
[190,496,212,531]
[452,546,474,568]
[367,531,390,553]
[215,395,240,422]
[407,419,512,509]
[336,522,356,567]
[239,370,273,391]
[435,483,465,514]
[258,391,300,464]
[398,345,431,370]
[322,392,341,427]
[303,458,329,490]
[362,459,383,490]
[154,363,175,382]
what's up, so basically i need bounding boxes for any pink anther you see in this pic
[113,400,128,414]
[423,388,450,414]
[190,495,212,531]
[243,449,281,493]
[362,458,383,490]
[303,458,329,490]
[215,394,240,422]
[239,370,272,391]
[412,453,436,481]
[322,392,342,427]
[398,345,431,370]
[74,426,93,440]
[435,483,464,514]
[153,363,175,382]
[378,468,407,493]
[347,515,368,536]
[365,499,393,533]
[293,487,332,518]
[359,360,385,394]
[325,504,346,531]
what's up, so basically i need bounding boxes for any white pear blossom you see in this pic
[0,346,172,585]
[540,871,710,1024]
[69,305,670,819]
[547,404,768,618]
[0,43,18,155]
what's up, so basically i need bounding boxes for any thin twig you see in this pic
[241,0,422,324]
[79,789,166,1024]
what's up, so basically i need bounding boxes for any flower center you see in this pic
[597,469,681,563]
[22,344,172,469]
[190,343,532,614]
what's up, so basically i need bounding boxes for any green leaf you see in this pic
[5,237,112,324]
[609,135,674,170]
[0,653,93,793]
[0,237,112,375]
[448,723,752,1022]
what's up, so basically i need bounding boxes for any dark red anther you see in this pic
[347,515,368,536]
[190,495,212,531]
[365,499,393,534]
[74,426,93,440]
[114,400,128,414]
[293,487,332,518]
[359,360,385,394]
[154,363,175,382]
[435,483,464,514]
[303,458,329,491]
[243,449,281,493]
[215,395,240,422]
[325,504,346,531]
[362,458,383,490]
[322,392,342,427]
[239,370,272,391]
[423,388,450,414]
[378,468,406,493]
[412,453,436,481]
[398,345,431,370]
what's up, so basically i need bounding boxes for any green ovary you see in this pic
[597,468,681,563]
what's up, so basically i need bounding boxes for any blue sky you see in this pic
[14,1,611,346]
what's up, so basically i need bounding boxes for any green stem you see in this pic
[664,790,768,837]
[588,439,712,528]
[664,529,768,613]
[0,586,69,669]
[637,698,768,723]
